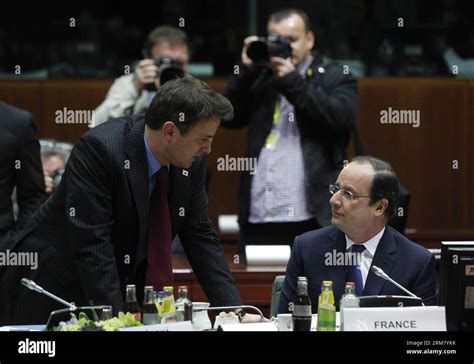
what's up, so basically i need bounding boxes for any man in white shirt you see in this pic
[278,156,437,313]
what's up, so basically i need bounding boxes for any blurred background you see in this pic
[1,0,473,79]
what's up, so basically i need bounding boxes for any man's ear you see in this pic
[306,31,315,50]
[375,198,389,217]
[162,121,177,142]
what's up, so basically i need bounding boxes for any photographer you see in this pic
[223,9,358,251]
[41,151,66,194]
[91,26,189,127]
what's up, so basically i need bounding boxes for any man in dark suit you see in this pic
[278,156,437,313]
[0,102,46,251]
[223,8,357,250]
[0,77,253,325]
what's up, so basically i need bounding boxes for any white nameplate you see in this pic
[218,214,239,233]
[245,245,291,266]
[119,321,194,332]
[343,306,446,331]
[218,322,278,331]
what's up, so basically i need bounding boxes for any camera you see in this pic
[49,168,65,190]
[145,56,185,91]
[246,34,292,65]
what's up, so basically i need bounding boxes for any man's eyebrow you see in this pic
[344,185,356,193]
[337,182,356,193]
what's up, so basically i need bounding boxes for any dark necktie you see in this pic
[146,167,172,291]
[346,244,366,296]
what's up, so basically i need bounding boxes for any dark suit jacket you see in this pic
[0,115,241,324]
[223,51,358,227]
[0,101,46,250]
[278,225,437,314]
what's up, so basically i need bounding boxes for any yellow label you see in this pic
[265,130,279,149]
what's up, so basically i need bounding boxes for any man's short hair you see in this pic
[145,76,234,135]
[144,25,188,55]
[41,151,65,162]
[268,8,312,32]
[352,156,400,219]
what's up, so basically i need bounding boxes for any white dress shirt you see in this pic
[345,227,386,289]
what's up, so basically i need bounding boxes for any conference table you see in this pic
[172,241,285,318]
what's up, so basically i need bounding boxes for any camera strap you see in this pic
[265,98,289,149]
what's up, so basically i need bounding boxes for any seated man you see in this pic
[278,156,437,314]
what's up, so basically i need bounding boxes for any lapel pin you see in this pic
[182,170,188,177]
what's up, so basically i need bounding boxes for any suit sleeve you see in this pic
[272,66,357,138]
[278,235,305,314]
[178,158,242,307]
[12,115,47,238]
[65,135,123,311]
[411,252,438,305]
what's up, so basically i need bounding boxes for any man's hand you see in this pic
[241,35,259,69]
[44,173,54,194]
[133,59,159,92]
[268,56,295,78]
[240,313,271,323]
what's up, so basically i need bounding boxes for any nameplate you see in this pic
[218,322,278,331]
[343,306,446,331]
[245,245,291,266]
[119,321,194,332]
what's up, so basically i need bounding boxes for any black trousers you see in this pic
[238,219,320,254]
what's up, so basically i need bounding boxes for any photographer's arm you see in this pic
[92,60,158,127]
[93,76,141,127]
[222,36,261,129]
[272,64,357,137]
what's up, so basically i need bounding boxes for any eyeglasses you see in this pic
[329,184,370,202]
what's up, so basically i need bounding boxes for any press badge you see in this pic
[265,130,279,149]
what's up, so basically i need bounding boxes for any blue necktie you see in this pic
[346,244,366,296]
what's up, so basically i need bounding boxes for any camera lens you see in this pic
[49,168,65,189]
[144,57,185,90]
[246,35,292,65]
[246,39,270,64]
[160,66,185,85]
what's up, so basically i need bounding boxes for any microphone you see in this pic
[192,305,264,322]
[21,278,77,310]
[370,266,425,306]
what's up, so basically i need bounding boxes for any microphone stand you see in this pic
[21,278,77,310]
[192,305,264,322]
[371,266,425,306]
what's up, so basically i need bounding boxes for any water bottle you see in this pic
[339,282,360,331]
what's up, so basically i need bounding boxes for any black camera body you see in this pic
[246,34,292,65]
[145,56,185,91]
[49,168,65,190]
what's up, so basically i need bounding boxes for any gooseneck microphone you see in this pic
[21,278,78,310]
[370,266,425,306]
